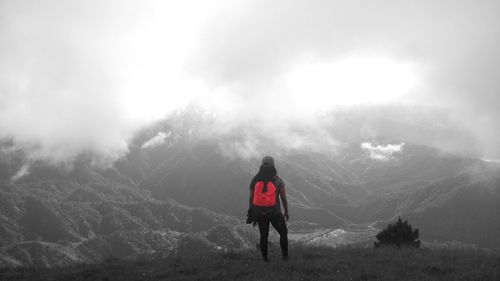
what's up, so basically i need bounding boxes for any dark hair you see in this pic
[255,165,277,192]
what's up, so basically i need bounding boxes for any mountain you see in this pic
[121,108,500,248]
[1,107,499,267]
[404,166,500,248]
[0,153,257,267]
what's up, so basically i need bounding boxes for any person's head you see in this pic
[257,156,277,180]
[261,156,275,168]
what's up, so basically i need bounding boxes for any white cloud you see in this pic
[1,0,499,164]
[481,158,500,164]
[196,0,500,159]
[141,132,171,149]
[361,142,405,161]
[0,1,215,163]
[11,163,30,182]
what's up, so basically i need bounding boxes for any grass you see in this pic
[0,244,499,281]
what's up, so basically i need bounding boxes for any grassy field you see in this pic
[1,244,499,281]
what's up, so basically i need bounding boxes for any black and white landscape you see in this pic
[0,0,499,274]
[1,106,499,267]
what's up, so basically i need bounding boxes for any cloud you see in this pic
[11,163,30,182]
[0,1,213,164]
[195,0,500,158]
[1,0,499,164]
[141,132,171,149]
[482,158,500,164]
[217,122,340,161]
[361,142,405,161]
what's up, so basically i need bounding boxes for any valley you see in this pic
[1,109,499,267]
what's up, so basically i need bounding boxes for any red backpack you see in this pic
[252,178,278,207]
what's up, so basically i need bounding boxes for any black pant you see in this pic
[257,213,288,259]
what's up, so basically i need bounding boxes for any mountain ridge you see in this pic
[1,108,499,267]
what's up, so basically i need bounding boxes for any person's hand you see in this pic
[246,208,253,224]
[284,212,289,222]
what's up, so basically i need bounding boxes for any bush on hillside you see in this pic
[374,217,420,248]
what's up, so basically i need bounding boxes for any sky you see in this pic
[1,0,499,164]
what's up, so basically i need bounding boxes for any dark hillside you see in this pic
[2,110,500,267]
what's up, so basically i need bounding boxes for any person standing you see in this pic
[248,156,289,262]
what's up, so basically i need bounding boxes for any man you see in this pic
[248,156,289,262]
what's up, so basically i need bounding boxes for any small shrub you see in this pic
[374,217,420,248]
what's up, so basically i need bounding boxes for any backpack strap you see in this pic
[258,175,280,193]
[273,176,280,194]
